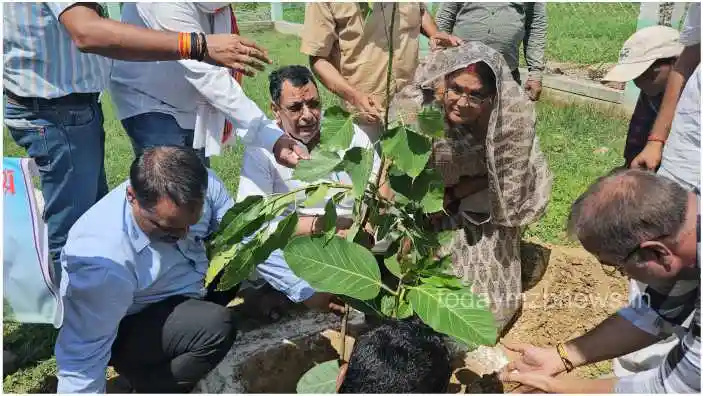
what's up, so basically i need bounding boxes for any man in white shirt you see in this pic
[237,65,380,313]
[111,2,304,166]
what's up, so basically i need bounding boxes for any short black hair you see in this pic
[129,146,208,211]
[339,318,451,393]
[268,65,317,104]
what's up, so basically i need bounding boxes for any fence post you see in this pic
[419,2,434,60]
[271,2,283,22]
[623,3,658,111]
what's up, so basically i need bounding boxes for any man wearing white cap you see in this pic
[602,25,683,168]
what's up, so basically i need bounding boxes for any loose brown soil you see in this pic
[97,241,627,393]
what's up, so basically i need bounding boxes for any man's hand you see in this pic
[499,371,557,393]
[272,135,311,168]
[429,32,464,50]
[205,34,271,76]
[525,79,543,101]
[500,342,566,377]
[630,140,664,170]
[351,94,382,124]
[304,292,346,315]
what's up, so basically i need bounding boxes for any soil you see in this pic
[94,241,627,394]
[229,241,627,394]
[546,61,626,91]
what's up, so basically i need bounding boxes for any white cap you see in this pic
[603,25,684,82]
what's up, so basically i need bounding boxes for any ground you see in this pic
[3,25,632,392]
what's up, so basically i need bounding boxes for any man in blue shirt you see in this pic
[3,2,307,286]
[56,146,243,393]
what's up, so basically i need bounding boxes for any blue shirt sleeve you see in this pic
[255,249,315,303]
[206,169,235,226]
[45,2,81,19]
[55,254,135,393]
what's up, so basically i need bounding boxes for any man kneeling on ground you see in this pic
[236,65,380,314]
[337,319,452,393]
[500,169,700,393]
[56,146,253,393]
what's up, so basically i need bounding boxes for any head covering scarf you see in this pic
[390,41,552,227]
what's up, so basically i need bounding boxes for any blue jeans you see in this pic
[4,97,108,280]
[121,112,209,167]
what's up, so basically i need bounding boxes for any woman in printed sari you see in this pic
[390,41,552,334]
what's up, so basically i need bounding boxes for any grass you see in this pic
[2,27,627,392]
[274,2,639,66]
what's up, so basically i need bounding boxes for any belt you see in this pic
[4,90,99,108]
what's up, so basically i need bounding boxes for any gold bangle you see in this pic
[556,343,575,372]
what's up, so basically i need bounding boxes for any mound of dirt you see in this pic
[503,242,628,379]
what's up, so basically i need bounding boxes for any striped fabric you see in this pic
[3,2,111,99]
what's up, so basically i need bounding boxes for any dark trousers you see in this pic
[121,112,209,167]
[110,281,240,393]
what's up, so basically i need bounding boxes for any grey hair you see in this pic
[568,168,688,261]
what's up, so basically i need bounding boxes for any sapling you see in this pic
[205,3,498,393]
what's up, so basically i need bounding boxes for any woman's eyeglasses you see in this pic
[445,87,491,107]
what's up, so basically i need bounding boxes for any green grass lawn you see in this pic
[2,27,627,392]
[274,2,639,66]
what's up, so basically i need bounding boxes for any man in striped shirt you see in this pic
[3,2,307,283]
[500,169,700,393]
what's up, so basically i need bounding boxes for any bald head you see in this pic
[568,169,688,261]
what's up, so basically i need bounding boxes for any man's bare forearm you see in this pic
[60,4,181,61]
[309,56,361,105]
[649,44,701,140]
[564,313,662,367]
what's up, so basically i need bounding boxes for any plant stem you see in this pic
[339,304,350,364]
[358,2,397,231]
[380,283,399,295]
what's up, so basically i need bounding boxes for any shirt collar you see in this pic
[124,198,150,252]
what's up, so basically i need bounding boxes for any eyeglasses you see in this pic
[444,87,491,107]
[599,233,670,277]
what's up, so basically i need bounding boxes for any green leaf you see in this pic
[419,174,444,214]
[437,230,455,246]
[293,151,343,182]
[342,295,384,317]
[321,199,337,240]
[380,125,432,178]
[417,106,445,138]
[319,106,355,151]
[419,274,464,290]
[304,184,330,207]
[284,236,382,300]
[388,168,444,214]
[296,360,339,394]
[341,147,374,198]
[380,295,414,319]
[383,256,402,278]
[210,195,265,248]
[216,213,299,291]
[407,284,497,346]
[206,243,237,287]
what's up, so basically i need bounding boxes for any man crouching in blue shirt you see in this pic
[55,146,239,393]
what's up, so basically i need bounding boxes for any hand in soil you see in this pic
[303,292,346,315]
[501,342,565,375]
[498,370,556,393]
